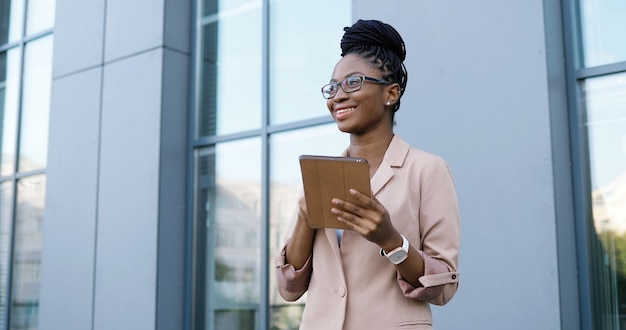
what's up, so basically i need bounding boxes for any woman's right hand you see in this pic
[285,195,316,269]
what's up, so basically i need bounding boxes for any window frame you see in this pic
[562,0,626,328]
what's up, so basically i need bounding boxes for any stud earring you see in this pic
[386,101,391,106]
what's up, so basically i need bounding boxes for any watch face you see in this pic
[389,250,408,264]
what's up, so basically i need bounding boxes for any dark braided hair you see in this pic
[340,19,408,113]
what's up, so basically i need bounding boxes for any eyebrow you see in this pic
[330,72,365,82]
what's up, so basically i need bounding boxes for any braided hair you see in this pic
[340,19,408,113]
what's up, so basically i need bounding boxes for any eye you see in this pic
[344,76,362,88]
[324,83,338,93]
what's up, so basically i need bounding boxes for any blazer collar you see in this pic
[339,135,409,195]
[372,135,409,195]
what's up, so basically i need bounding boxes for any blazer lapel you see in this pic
[371,135,409,196]
[371,163,393,196]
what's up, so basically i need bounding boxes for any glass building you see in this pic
[0,0,624,329]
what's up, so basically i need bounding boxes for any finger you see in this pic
[332,197,365,216]
[331,207,358,225]
[331,205,356,218]
[349,189,384,211]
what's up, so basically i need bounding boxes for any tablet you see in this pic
[299,155,372,229]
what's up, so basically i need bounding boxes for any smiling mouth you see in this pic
[336,107,356,115]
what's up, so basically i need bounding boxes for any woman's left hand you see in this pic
[331,189,401,249]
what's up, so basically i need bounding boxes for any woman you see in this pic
[275,19,460,329]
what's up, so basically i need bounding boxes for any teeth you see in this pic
[336,107,355,114]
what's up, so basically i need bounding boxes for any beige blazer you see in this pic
[276,135,460,330]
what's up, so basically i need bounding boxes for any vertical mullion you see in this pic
[259,0,270,328]
[5,0,29,324]
[1,181,14,330]
[185,1,200,329]
[561,0,593,328]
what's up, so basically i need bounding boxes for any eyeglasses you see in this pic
[321,76,392,99]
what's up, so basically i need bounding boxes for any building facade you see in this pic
[0,0,624,329]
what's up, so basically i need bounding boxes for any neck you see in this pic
[347,132,394,175]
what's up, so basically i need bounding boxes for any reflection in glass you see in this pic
[18,36,53,173]
[580,0,626,67]
[9,174,46,330]
[0,0,25,44]
[0,49,21,177]
[584,72,626,329]
[195,138,261,329]
[0,181,14,329]
[197,0,262,137]
[25,0,55,35]
[268,124,347,329]
[269,1,350,125]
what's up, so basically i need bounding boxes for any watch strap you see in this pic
[379,234,409,257]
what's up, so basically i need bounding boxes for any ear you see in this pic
[384,83,401,106]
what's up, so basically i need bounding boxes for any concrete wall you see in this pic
[39,0,191,329]
[353,1,574,329]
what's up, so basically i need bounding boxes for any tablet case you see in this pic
[299,155,372,229]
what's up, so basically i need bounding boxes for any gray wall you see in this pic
[39,0,190,329]
[353,1,574,329]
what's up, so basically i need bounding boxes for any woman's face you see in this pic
[326,54,394,135]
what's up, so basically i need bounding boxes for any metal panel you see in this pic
[38,67,102,330]
[51,0,106,78]
[104,0,165,62]
[156,48,189,330]
[94,49,162,330]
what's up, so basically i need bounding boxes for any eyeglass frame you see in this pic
[321,75,393,99]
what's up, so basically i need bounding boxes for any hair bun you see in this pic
[340,19,406,62]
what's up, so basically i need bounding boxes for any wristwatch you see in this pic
[380,234,409,265]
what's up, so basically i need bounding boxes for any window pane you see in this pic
[583,72,626,328]
[0,48,21,177]
[0,0,25,44]
[0,181,14,329]
[269,1,350,125]
[580,0,626,67]
[25,0,55,35]
[9,174,45,330]
[197,0,262,137]
[18,36,53,173]
[268,124,347,329]
[195,138,262,329]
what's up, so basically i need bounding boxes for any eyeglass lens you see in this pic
[322,76,364,99]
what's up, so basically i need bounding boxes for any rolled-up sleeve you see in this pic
[397,251,459,305]
[399,155,461,305]
[275,242,313,302]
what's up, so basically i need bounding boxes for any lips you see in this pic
[336,107,355,114]
[335,106,356,119]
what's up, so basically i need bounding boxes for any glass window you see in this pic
[0,0,25,44]
[18,36,53,173]
[580,0,626,67]
[269,1,351,125]
[0,48,21,177]
[193,1,351,329]
[583,72,626,329]
[268,124,347,329]
[0,181,14,329]
[9,174,46,330]
[25,0,55,35]
[194,138,262,329]
[197,0,262,137]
